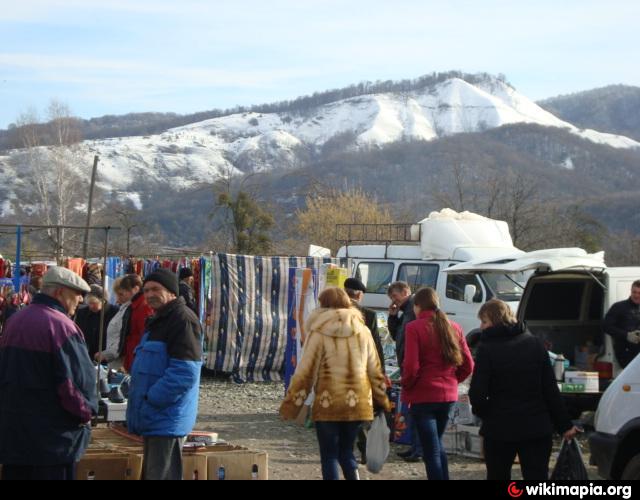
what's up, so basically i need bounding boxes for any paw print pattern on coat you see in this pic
[345,390,359,407]
[293,389,307,407]
[319,391,333,408]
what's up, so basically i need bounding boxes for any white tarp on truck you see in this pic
[417,209,520,261]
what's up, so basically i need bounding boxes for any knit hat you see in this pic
[144,268,179,296]
[179,267,194,280]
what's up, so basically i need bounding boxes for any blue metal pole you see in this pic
[13,225,21,292]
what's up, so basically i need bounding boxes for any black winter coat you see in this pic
[388,296,415,371]
[603,298,640,368]
[353,301,385,372]
[74,303,119,359]
[469,322,572,442]
[179,282,198,315]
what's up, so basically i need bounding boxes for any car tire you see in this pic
[621,454,640,480]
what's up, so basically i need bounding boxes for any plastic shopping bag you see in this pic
[551,439,589,480]
[366,412,390,474]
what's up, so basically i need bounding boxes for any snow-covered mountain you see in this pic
[1,76,639,216]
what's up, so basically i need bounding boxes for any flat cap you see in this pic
[343,277,367,293]
[43,266,91,293]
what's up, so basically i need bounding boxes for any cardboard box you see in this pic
[564,371,599,393]
[204,450,268,480]
[76,451,130,480]
[183,454,208,480]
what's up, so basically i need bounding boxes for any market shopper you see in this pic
[603,280,640,368]
[344,277,386,464]
[280,287,391,480]
[469,299,580,480]
[178,267,198,315]
[387,281,423,462]
[75,284,119,360]
[0,267,97,480]
[95,274,144,370]
[126,268,203,480]
[121,274,154,372]
[401,287,474,480]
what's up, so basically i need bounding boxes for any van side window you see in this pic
[397,264,439,293]
[355,262,394,294]
[446,274,483,302]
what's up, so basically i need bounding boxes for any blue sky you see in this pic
[1,0,639,128]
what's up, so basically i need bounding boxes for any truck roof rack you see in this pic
[336,223,421,258]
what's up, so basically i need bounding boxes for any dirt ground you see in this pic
[195,376,600,480]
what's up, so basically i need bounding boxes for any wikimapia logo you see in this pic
[507,482,632,500]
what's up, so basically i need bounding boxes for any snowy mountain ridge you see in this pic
[1,76,639,217]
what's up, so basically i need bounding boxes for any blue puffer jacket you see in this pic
[127,297,202,437]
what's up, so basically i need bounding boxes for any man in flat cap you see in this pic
[126,268,202,480]
[0,266,98,480]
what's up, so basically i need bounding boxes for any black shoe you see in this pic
[99,378,110,398]
[396,449,414,458]
[108,385,125,404]
[403,454,423,463]
[360,454,367,465]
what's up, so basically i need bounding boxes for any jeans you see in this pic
[315,421,363,480]
[484,436,553,480]
[407,412,424,456]
[410,402,454,480]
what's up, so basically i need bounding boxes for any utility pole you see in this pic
[126,224,138,256]
[82,155,99,259]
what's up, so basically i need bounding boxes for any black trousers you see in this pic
[1,463,75,480]
[484,436,553,480]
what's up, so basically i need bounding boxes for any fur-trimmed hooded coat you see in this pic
[280,307,391,422]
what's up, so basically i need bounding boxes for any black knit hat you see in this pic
[179,267,194,280]
[144,269,179,296]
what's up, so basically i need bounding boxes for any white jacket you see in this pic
[99,300,131,369]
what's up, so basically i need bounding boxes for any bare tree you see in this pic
[15,100,85,262]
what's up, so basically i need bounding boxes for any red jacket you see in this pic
[123,293,154,372]
[401,310,474,404]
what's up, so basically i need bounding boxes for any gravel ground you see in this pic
[195,376,600,481]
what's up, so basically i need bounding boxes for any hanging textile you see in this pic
[65,258,86,277]
[105,257,124,304]
[205,253,346,383]
[30,263,48,277]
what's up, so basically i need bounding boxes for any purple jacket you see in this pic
[0,294,98,466]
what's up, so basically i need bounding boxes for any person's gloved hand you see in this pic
[626,331,640,344]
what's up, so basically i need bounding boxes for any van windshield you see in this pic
[481,271,530,302]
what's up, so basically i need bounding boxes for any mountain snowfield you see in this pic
[0,77,639,215]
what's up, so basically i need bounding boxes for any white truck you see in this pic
[589,353,640,479]
[445,249,640,416]
[336,209,528,335]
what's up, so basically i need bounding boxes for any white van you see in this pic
[446,249,640,416]
[336,209,527,335]
[589,354,640,479]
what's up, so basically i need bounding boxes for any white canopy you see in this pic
[444,247,606,274]
[418,208,518,260]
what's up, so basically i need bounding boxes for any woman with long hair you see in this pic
[401,286,474,480]
[280,287,391,480]
[469,299,579,480]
